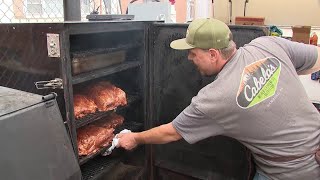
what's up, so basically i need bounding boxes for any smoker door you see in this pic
[0,23,64,95]
[0,86,81,180]
[149,23,268,180]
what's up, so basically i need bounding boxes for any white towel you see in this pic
[102,129,131,156]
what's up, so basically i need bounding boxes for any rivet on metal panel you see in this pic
[47,33,61,58]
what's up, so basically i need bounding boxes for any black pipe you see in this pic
[63,0,81,21]
[244,0,249,17]
[229,0,232,24]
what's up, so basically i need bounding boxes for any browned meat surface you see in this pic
[95,112,124,129]
[77,113,124,156]
[85,81,127,111]
[77,125,114,156]
[74,94,98,119]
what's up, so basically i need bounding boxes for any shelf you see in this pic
[75,94,141,128]
[79,121,144,165]
[71,43,143,58]
[76,111,115,129]
[81,155,121,180]
[72,61,142,84]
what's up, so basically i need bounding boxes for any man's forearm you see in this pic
[133,122,182,145]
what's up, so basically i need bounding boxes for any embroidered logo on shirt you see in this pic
[236,57,281,109]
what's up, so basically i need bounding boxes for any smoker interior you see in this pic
[68,27,147,179]
[73,68,145,165]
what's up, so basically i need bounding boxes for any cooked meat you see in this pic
[86,81,127,111]
[74,94,98,119]
[77,113,124,156]
[77,125,114,156]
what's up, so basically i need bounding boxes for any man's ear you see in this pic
[208,49,219,61]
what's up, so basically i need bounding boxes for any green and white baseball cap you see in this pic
[170,18,231,50]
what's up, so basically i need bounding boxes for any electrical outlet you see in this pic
[47,33,60,58]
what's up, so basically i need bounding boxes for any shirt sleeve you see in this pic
[273,37,318,72]
[172,102,225,144]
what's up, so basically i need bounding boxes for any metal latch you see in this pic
[35,78,63,89]
[47,33,60,58]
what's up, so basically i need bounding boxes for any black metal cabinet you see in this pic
[148,24,267,180]
[0,21,267,180]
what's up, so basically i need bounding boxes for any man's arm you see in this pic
[117,122,182,150]
[298,46,320,75]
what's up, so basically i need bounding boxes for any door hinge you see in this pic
[47,33,61,58]
[35,78,63,89]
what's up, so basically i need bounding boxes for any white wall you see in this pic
[213,0,230,23]
[214,0,320,26]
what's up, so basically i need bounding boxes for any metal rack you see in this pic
[71,43,143,59]
[81,156,122,180]
[72,61,142,85]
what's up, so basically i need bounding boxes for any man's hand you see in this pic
[117,133,138,150]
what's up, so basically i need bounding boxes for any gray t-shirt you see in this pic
[172,36,320,180]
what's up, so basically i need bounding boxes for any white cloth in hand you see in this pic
[102,129,131,156]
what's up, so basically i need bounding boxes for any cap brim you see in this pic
[170,38,195,50]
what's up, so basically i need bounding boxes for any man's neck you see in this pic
[219,49,238,72]
[226,49,237,62]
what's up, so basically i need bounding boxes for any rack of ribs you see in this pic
[77,113,124,156]
[85,81,127,112]
[74,94,98,119]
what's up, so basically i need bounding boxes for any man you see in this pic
[118,18,320,179]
